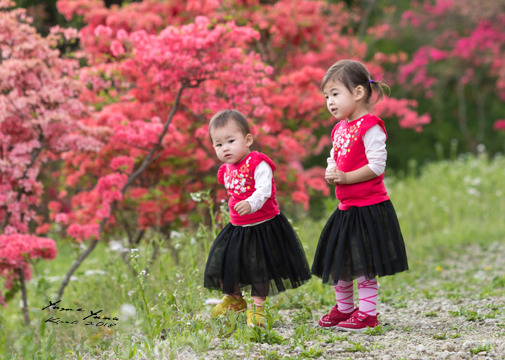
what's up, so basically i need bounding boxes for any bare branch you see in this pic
[57,84,186,299]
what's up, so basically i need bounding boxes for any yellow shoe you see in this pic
[210,295,247,318]
[246,306,266,327]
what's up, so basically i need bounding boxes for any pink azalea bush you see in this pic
[0,0,95,302]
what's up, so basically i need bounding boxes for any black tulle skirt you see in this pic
[311,200,408,284]
[204,213,311,297]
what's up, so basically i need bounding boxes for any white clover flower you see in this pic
[170,230,182,239]
[120,303,137,318]
[470,177,481,186]
[467,188,480,196]
[109,241,125,253]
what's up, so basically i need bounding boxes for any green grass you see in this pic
[1,153,504,359]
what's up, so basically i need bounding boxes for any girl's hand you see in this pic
[333,170,347,185]
[234,200,251,216]
[325,167,347,185]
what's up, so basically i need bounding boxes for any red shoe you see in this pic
[336,310,379,332]
[318,305,358,328]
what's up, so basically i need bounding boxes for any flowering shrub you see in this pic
[396,0,505,149]
[48,0,431,247]
[0,233,57,306]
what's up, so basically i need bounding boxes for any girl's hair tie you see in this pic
[369,79,374,84]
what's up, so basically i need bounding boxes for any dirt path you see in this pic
[190,241,505,359]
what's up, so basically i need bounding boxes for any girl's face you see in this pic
[210,120,253,164]
[323,80,365,121]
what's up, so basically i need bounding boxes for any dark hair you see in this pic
[208,109,252,141]
[321,59,390,105]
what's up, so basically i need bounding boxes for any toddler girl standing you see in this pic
[311,60,409,332]
[204,109,311,327]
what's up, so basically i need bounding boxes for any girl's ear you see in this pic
[246,133,254,147]
[354,85,365,101]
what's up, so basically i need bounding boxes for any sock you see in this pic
[333,280,354,313]
[252,296,266,308]
[357,276,378,316]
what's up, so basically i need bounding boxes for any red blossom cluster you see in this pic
[0,233,57,302]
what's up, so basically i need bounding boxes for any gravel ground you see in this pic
[181,241,505,359]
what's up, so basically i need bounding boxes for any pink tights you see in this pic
[333,276,378,315]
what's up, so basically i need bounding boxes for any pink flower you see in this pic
[110,40,125,57]
[493,120,505,132]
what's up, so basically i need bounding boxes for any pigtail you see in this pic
[369,79,390,105]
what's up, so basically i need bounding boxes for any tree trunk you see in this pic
[17,268,31,326]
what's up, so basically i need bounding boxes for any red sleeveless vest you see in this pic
[331,114,390,210]
[218,151,279,225]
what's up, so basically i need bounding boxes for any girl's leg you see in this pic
[252,296,266,308]
[210,281,246,317]
[319,279,355,327]
[248,296,267,327]
[333,279,355,313]
[357,276,378,316]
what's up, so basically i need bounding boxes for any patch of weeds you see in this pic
[300,344,324,358]
[260,349,283,360]
[213,312,241,338]
[344,341,369,353]
[423,289,435,299]
[369,343,387,351]
[424,311,438,317]
[220,350,238,360]
[292,305,313,324]
[433,332,446,340]
[392,299,407,309]
[263,302,281,330]
[469,343,492,354]
[292,325,321,343]
[219,339,239,350]
[239,326,285,345]
[363,324,392,335]
[446,291,463,300]
[325,333,348,343]
[449,333,462,339]
[492,274,505,288]
[485,310,500,319]
[403,325,414,332]
[449,307,483,322]
[464,310,482,322]
[486,303,501,311]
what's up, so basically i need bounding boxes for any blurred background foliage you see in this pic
[13,0,505,177]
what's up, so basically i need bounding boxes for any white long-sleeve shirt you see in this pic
[327,124,387,176]
[245,161,273,213]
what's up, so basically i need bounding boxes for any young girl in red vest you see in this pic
[312,60,409,332]
[204,109,311,327]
